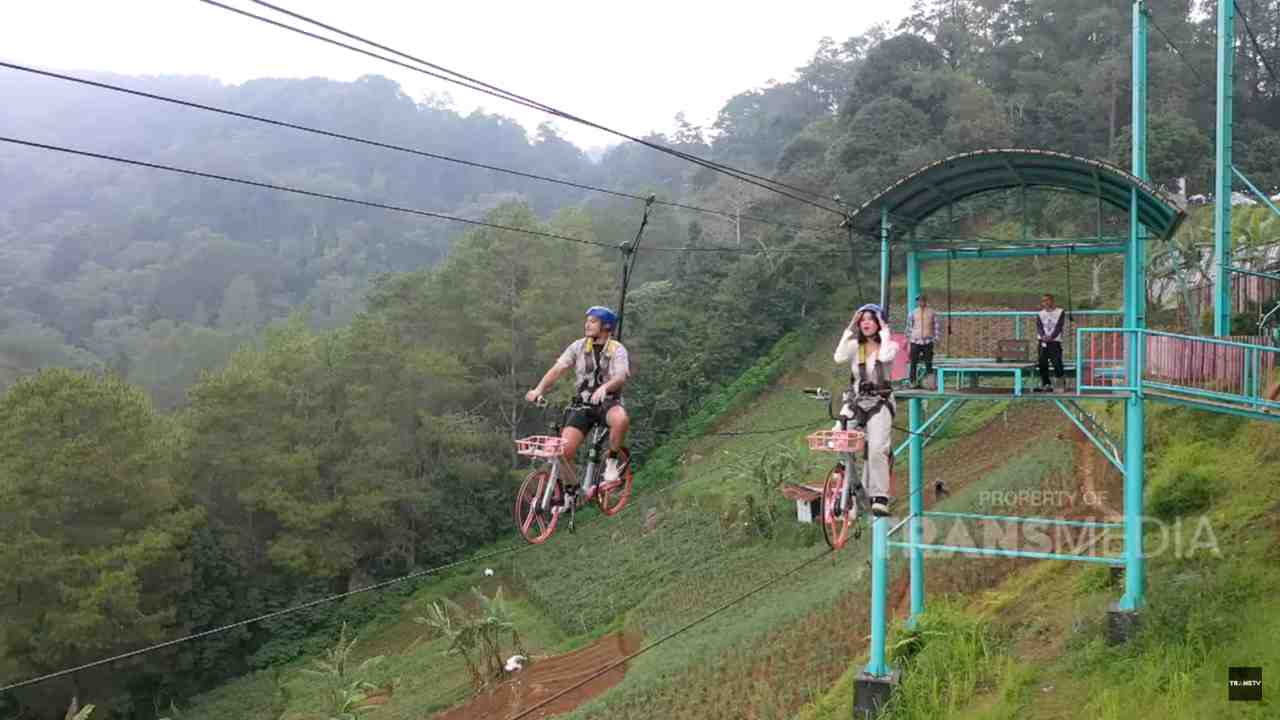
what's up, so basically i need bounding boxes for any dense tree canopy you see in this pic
[2,1,1279,716]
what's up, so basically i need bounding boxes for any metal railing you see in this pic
[933,310,1123,361]
[1077,327,1280,411]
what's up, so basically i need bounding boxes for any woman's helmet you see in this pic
[585,306,618,330]
[854,303,886,324]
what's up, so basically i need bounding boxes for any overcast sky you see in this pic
[1,0,907,151]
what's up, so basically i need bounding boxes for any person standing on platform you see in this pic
[1034,293,1066,393]
[907,294,941,389]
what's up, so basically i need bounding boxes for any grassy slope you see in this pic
[796,402,1280,720]
[178,284,1063,720]
[176,292,851,719]
[181,257,1266,720]
[178,572,569,720]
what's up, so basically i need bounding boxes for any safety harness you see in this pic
[847,342,895,425]
[577,338,619,401]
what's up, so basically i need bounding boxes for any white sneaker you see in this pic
[604,457,621,486]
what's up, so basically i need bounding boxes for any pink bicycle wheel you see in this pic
[822,464,855,550]
[515,469,560,544]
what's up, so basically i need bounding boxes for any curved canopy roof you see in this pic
[847,148,1187,241]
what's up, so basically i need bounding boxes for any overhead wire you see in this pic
[0,408,786,694]
[0,62,828,236]
[503,548,833,720]
[0,542,536,693]
[241,0,844,209]
[0,136,844,256]
[196,0,846,217]
[1146,10,1214,92]
[1235,0,1280,91]
[3,1,1154,695]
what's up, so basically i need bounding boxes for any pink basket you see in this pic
[515,435,565,458]
[806,430,864,453]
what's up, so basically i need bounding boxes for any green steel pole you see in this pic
[1121,0,1148,612]
[880,207,890,314]
[906,248,924,625]
[1214,0,1235,336]
[865,516,889,677]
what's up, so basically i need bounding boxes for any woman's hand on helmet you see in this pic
[525,389,543,404]
[589,386,610,405]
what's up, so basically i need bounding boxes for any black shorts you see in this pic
[565,398,623,434]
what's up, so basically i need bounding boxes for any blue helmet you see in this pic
[585,306,617,329]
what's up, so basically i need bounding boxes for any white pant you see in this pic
[858,403,894,498]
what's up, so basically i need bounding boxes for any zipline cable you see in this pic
[1236,1,1280,91]
[503,548,833,720]
[0,62,828,235]
[241,0,844,209]
[0,136,845,257]
[0,543,537,693]
[615,195,655,341]
[0,418,780,694]
[197,0,846,216]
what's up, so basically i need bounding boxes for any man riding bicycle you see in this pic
[525,306,632,500]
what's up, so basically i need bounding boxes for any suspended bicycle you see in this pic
[513,398,633,544]
[802,386,894,550]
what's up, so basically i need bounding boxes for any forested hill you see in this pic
[3,2,1280,409]
[2,2,1279,718]
[0,69,699,405]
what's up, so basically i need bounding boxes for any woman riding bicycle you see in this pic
[833,303,897,517]
[525,306,631,498]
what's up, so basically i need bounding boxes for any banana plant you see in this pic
[300,622,386,720]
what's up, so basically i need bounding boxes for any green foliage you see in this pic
[300,623,387,720]
[416,586,525,690]
[1148,466,1215,520]
[5,3,1280,717]
[634,324,819,492]
[0,368,199,718]
[1146,441,1217,520]
[731,443,811,542]
[883,603,1005,720]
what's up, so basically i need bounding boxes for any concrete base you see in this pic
[1106,603,1141,645]
[853,668,901,718]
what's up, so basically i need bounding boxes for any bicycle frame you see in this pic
[536,405,611,514]
[834,404,865,518]
[806,387,868,519]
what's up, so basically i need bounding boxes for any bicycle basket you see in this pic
[515,435,565,458]
[806,430,865,453]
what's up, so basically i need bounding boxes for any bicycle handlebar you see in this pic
[526,397,608,412]
[802,387,837,421]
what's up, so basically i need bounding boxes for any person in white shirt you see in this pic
[526,306,631,498]
[1034,293,1066,392]
[833,303,898,517]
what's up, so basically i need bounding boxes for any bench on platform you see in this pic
[933,356,1078,396]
